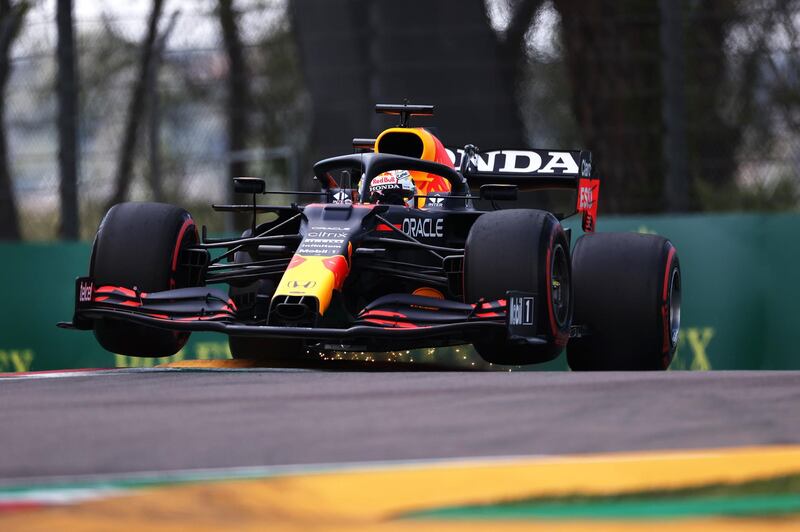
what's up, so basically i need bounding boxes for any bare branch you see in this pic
[106,0,165,210]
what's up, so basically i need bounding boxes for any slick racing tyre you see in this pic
[91,202,197,357]
[567,232,681,371]
[464,209,571,365]
[228,234,305,361]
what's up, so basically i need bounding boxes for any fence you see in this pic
[3,0,799,242]
[5,0,303,240]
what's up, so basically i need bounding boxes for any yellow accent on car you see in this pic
[375,127,452,207]
[412,287,445,299]
[273,255,341,315]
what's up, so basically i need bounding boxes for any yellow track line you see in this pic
[4,445,800,531]
[158,359,258,369]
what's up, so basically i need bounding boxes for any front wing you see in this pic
[59,277,547,348]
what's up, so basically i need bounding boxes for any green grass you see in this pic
[407,473,800,521]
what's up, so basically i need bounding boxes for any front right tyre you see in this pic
[464,209,572,365]
[91,202,198,357]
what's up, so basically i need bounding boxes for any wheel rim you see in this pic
[668,267,681,349]
[550,243,570,328]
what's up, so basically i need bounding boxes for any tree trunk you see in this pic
[684,0,740,191]
[146,10,179,203]
[106,0,164,210]
[57,0,79,238]
[553,0,664,213]
[660,0,689,212]
[218,0,251,230]
[0,0,28,240]
[553,0,742,212]
[290,0,529,166]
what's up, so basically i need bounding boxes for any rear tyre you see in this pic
[228,237,306,361]
[464,209,571,365]
[91,202,197,357]
[567,232,681,371]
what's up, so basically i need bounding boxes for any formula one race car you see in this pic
[60,103,681,369]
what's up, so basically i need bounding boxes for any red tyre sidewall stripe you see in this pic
[170,217,196,344]
[661,245,677,358]
[362,318,419,329]
[170,217,196,289]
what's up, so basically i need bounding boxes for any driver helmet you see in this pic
[359,169,416,207]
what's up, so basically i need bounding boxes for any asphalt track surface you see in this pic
[1,369,799,484]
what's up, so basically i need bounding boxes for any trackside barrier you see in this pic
[0,212,797,371]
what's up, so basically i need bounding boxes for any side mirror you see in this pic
[233,177,265,194]
[480,184,518,201]
[352,138,375,152]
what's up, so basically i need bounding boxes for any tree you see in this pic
[689,0,800,210]
[57,0,79,239]
[552,0,664,213]
[552,0,757,212]
[106,0,164,210]
[290,0,795,213]
[682,0,742,209]
[289,0,540,164]
[0,0,28,240]
[146,10,180,203]
[218,0,251,229]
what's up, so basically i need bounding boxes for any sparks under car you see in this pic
[60,104,681,369]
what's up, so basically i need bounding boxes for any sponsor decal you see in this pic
[578,185,593,210]
[509,295,535,326]
[581,158,592,177]
[298,226,350,256]
[371,175,398,186]
[370,176,403,194]
[287,280,316,289]
[445,149,580,176]
[402,218,444,238]
[371,183,402,192]
[79,280,93,303]
[576,177,600,232]
[670,327,715,370]
[426,196,444,207]
[307,230,348,239]
[332,191,351,205]
[0,349,35,372]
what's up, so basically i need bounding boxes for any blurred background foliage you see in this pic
[0,0,798,240]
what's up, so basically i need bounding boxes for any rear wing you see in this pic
[447,147,600,232]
